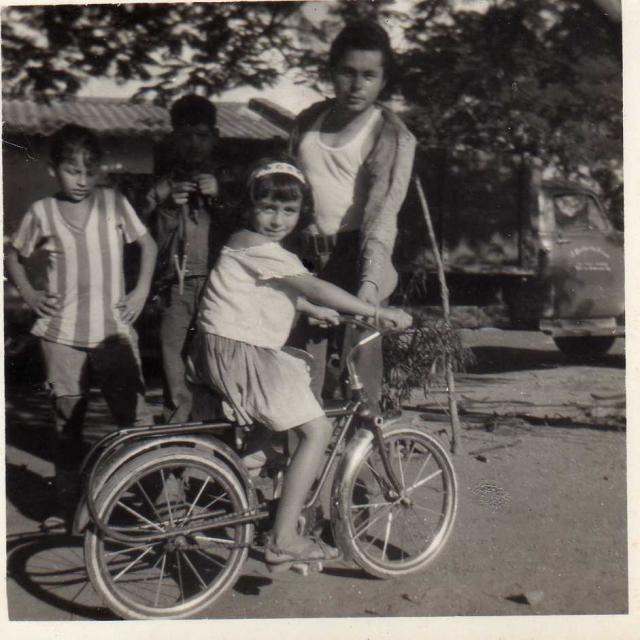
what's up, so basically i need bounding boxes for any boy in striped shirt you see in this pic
[6,124,158,529]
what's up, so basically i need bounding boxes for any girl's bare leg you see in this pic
[271,415,333,551]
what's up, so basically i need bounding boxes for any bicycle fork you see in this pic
[343,325,404,499]
[369,415,404,500]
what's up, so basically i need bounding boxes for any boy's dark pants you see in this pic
[293,231,385,409]
[159,277,207,423]
[41,334,152,516]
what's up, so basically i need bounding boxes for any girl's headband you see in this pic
[249,161,307,186]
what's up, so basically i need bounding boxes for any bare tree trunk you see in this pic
[414,175,463,454]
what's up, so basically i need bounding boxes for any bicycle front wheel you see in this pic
[84,447,253,619]
[333,427,457,579]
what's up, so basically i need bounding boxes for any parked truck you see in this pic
[395,149,624,357]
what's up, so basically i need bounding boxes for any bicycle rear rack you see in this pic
[81,420,271,543]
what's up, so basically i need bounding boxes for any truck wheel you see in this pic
[553,336,616,358]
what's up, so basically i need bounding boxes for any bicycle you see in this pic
[73,316,458,620]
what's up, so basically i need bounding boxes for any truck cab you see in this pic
[397,151,624,357]
[529,181,624,356]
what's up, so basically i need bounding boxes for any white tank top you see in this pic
[298,107,381,236]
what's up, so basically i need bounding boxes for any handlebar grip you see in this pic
[337,314,380,333]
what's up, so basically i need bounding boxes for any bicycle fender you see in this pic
[73,434,255,534]
[73,497,91,535]
[329,427,374,560]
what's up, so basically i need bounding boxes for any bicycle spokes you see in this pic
[85,449,252,619]
[336,428,457,577]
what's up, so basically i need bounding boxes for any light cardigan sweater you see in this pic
[289,99,417,300]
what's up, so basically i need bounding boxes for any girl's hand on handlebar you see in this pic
[377,307,413,331]
[307,305,341,328]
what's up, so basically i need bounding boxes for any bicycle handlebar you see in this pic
[336,315,383,392]
[321,314,410,393]
[336,313,380,333]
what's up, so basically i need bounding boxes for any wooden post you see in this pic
[414,175,463,454]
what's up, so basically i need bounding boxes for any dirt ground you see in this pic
[3,329,628,622]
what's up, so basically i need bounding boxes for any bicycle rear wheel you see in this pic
[333,427,457,579]
[84,447,253,619]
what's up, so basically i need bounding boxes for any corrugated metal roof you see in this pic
[2,97,289,140]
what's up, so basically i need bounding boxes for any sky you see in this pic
[81,75,325,115]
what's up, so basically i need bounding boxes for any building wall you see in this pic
[3,132,287,236]
[2,134,154,235]
[3,136,55,236]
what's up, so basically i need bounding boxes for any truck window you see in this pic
[553,194,608,232]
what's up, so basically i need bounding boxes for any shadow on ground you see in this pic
[467,345,625,374]
[6,463,59,523]
[5,386,119,463]
[6,533,115,621]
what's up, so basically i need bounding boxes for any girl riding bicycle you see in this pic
[186,157,412,570]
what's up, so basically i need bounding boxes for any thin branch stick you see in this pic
[414,175,463,454]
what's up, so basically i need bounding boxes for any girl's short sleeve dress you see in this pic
[188,242,325,431]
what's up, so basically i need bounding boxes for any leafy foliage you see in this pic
[399,0,621,210]
[288,0,402,93]
[1,2,304,104]
[2,0,623,176]
[381,316,474,412]
[1,1,623,216]
[291,0,621,218]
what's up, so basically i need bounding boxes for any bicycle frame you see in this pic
[80,316,405,544]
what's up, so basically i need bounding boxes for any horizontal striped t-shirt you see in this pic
[11,188,148,348]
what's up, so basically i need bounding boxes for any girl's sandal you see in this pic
[264,539,340,574]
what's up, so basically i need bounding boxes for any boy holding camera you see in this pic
[144,95,235,423]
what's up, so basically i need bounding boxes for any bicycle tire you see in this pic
[332,426,457,579]
[84,446,253,619]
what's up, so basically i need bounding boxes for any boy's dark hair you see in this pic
[170,94,217,130]
[329,19,396,82]
[50,124,104,166]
